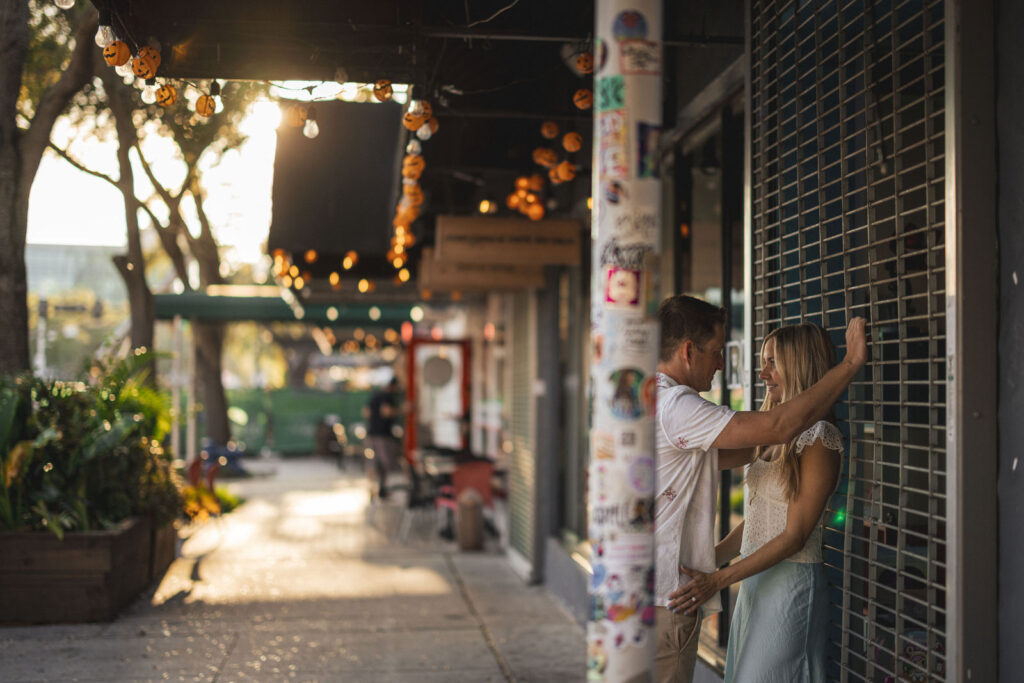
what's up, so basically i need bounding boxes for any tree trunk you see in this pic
[193,321,230,444]
[97,60,154,357]
[188,185,231,444]
[0,3,96,374]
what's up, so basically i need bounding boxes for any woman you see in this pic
[667,323,844,682]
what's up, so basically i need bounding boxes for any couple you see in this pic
[653,295,868,683]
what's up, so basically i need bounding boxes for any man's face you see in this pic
[690,324,726,393]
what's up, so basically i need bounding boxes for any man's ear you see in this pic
[677,339,695,367]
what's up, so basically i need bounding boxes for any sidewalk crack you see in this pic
[444,553,516,683]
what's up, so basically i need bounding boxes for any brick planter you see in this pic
[0,517,152,624]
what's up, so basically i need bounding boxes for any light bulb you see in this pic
[303,118,319,139]
[405,139,422,155]
[54,0,74,9]
[408,99,424,116]
[95,25,115,47]
[141,86,156,104]
[115,62,134,77]
[415,123,432,140]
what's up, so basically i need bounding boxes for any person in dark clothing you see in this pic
[365,377,400,498]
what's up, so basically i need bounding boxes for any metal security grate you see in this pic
[507,291,537,568]
[749,1,947,681]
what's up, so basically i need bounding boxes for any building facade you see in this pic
[489,0,1014,680]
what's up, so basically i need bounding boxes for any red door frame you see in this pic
[404,337,471,464]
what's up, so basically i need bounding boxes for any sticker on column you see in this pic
[613,209,658,242]
[612,10,648,41]
[609,367,645,419]
[598,109,628,180]
[604,179,628,204]
[619,40,660,75]
[594,429,615,459]
[628,454,655,495]
[597,75,625,112]
[605,266,642,309]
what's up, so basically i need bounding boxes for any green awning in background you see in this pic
[153,291,416,326]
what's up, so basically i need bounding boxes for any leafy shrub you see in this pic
[0,350,183,538]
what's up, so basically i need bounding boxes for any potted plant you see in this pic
[0,351,183,624]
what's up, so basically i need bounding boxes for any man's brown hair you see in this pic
[657,295,727,362]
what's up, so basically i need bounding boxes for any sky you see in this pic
[26,80,406,268]
[27,100,280,266]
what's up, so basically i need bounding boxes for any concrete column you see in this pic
[587,1,662,680]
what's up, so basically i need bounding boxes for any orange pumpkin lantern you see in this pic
[373,79,393,102]
[573,88,593,110]
[139,46,162,69]
[541,121,559,139]
[506,192,520,210]
[532,147,558,168]
[527,174,545,191]
[403,111,427,131]
[420,101,433,119]
[403,154,425,172]
[155,84,177,107]
[549,167,563,184]
[402,165,423,181]
[563,131,583,153]
[195,94,216,117]
[132,52,158,79]
[515,176,530,191]
[527,203,545,221]
[427,116,439,134]
[556,160,576,182]
[576,52,594,74]
[103,41,130,67]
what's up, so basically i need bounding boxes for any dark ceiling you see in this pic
[93,1,743,301]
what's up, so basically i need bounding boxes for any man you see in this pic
[653,295,866,682]
[365,376,400,499]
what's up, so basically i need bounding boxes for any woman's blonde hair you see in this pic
[756,323,837,500]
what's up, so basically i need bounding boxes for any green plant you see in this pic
[0,350,183,538]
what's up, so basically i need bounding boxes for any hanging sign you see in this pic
[435,215,581,266]
[418,247,545,291]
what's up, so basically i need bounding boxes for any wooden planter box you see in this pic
[0,517,152,624]
[149,520,178,583]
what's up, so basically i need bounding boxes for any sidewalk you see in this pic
[0,457,584,682]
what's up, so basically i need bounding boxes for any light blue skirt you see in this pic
[724,561,828,683]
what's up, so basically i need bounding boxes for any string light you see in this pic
[94,10,115,47]
[303,105,320,139]
[54,0,75,9]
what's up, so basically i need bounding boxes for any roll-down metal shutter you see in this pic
[507,291,538,576]
[750,1,947,680]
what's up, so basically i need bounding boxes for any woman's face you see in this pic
[759,338,784,403]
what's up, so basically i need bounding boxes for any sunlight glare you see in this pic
[241,100,282,135]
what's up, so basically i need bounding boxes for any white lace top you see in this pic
[739,420,843,563]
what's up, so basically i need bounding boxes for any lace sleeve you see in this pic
[795,420,844,454]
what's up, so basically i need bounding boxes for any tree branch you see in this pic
[133,141,176,210]
[47,142,119,188]
[20,8,99,186]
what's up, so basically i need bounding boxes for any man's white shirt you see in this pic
[654,372,736,612]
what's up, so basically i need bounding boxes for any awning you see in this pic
[154,291,417,326]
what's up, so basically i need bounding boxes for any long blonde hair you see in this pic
[756,323,837,500]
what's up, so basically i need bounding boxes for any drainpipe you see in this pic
[587,1,661,680]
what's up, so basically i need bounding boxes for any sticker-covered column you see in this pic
[587,2,661,681]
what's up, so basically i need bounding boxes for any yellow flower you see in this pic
[4,442,32,488]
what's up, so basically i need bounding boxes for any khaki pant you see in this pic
[655,606,702,683]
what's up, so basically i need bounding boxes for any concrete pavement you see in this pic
[0,457,585,682]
